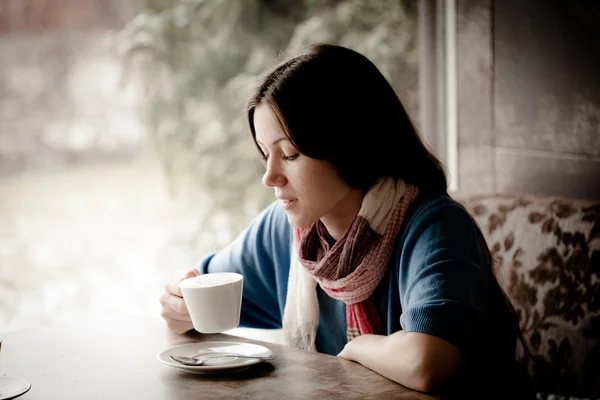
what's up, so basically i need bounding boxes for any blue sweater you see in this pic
[197,194,523,388]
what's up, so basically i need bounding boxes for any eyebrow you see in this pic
[257,137,290,147]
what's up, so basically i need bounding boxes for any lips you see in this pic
[277,196,297,210]
[276,194,295,201]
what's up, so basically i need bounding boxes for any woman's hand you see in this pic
[160,269,199,334]
[337,334,381,363]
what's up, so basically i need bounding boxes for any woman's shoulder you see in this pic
[396,193,481,253]
[405,193,473,227]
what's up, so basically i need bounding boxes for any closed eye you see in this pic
[283,154,299,161]
[260,152,298,162]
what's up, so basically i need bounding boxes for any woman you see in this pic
[160,44,530,396]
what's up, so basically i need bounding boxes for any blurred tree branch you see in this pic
[108,0,418,253]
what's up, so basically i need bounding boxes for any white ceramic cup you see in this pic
[179,272,244,333]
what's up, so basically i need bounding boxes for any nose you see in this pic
[262,159,287,188]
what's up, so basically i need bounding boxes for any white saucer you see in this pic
[0,376,31,400]
[157,341,273,374]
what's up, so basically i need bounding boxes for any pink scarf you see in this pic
[282,178,420,350]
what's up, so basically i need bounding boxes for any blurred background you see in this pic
[3,1,600,395]
[0,0,419,336]
[1,0,599,341]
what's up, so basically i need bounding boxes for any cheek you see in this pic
[298,166,348,202]
[295,168,328,197]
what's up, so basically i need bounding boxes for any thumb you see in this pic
[183,269,200,280]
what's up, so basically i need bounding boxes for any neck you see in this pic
[320,188,366,241]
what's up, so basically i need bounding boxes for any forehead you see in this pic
[253,104,286,142]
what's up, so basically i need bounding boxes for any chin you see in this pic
[286,214,317,229]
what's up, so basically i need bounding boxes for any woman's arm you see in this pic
[338,331,463,393]
[340,199,492,392]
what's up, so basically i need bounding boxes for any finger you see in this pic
[166,279,183,297]
[167,269,200,297]
[184,269,200,279]
[163,291,190,315]
[161,305,192,322]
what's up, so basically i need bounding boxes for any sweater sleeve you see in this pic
[398,199,492,351]
[195,201,292,329]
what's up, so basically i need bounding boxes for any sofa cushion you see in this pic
[459,194,600,397]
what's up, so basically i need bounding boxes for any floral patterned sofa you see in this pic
[459,194,600,398]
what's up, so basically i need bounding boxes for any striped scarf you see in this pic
[282,177,420,351]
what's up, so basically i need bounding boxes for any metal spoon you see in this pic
[169,354,274,366]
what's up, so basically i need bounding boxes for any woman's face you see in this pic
[253,104,358,230]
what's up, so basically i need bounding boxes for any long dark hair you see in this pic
[246,44,529,363]
[246,44,446,194]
